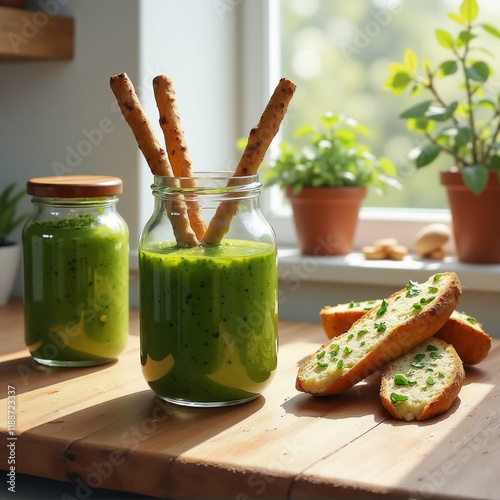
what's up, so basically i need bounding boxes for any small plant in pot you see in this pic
[385,0,500,263]
[0,183,28,306]
[263,112,399,256]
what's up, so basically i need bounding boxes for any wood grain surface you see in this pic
[0,299,499,499]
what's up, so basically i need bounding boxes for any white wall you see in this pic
[0,0,242,300]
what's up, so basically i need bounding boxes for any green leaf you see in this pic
[320,112,340,129]
[478,98,496,110]
[435,29,455,49]
[447,12,466,25]
[410,144,441,168]
[403,49,417,72]
[0,183,27,245]
[334,128,356,144]
[457,30,476,47]
[348,120,370,136]
[384,71,412,95]
[399,100,433,119]
[293,124,315,138]
[460,0,479,23]
[390,393,408,404]
[436,60,458,78]
[379,157,398,176]
[465,61,490,82]
[425,101,458,122]
[481,23,500,39]
[454,125,473,148]
[406,117,434,134]
[462,164,489,194]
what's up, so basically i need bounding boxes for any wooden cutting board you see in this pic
[0,300,499,499]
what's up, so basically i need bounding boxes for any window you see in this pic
[242,0,500,248]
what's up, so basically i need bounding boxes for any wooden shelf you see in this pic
[0,6,73,61]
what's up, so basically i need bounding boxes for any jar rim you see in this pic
[31,196,119,206]
[152,171,261,195]
[27,175,123,198]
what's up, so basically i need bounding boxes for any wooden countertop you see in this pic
[1,299,499,499]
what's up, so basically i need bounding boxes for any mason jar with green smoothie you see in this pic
[139,172,278,407]
[23,175,129,367]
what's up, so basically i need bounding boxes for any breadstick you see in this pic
[110,72,198,248]
[152,75,207,239]
[201,78,296,245]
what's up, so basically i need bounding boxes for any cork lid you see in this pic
[27,175,123,198]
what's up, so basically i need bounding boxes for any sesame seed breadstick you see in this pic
[201,78,296,245]
[152,75,206,239]
[234,77,297,177]
[110,72,198,248]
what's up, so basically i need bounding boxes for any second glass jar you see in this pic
[23,175,129,367]
[139,172,278,407]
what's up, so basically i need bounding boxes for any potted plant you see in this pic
[264,112,399,256]
[0,183,28,306]
[385,0,500,263]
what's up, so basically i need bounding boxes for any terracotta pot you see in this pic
[440,169,500,263]
[286,186,366,256]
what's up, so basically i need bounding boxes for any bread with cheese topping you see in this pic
[296,272,462,395]
[321,300,491,366]
[320,300,381,339]
[435,310,491,365]
[380,337,465,421]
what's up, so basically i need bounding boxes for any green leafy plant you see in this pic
[263,112,399,196]
[0,183,28,246]
[385,0,500,195]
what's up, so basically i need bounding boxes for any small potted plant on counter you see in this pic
[263,112,399,256]
[385,0,500,263]
[0,182,27,306]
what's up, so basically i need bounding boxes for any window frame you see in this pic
[240,0,453,251]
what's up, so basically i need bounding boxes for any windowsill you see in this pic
[278,247,500,293]
[130,247,500,293]
[128,246,499,335]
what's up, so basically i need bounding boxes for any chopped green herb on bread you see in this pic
[296,272,462,396]
[320,300,381,339]
[380,337,465,421]
[434,310,491,365]
[321,298,491,366]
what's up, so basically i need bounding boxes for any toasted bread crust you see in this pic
[435,311,492,365]
[322,301,491,366]
[296,273,462,395]
[380,337,465,421]
[320,300,380,339]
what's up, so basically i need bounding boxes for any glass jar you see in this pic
[23,175,129,367]
[139,172,278,407]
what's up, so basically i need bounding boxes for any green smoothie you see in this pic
[139,239,278,404]
[23,215,129,365]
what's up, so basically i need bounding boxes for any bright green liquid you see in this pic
[23,216,129,364]
[139,240,278,404]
